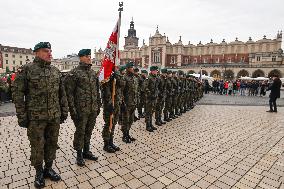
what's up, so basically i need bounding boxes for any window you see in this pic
[272,56,276,62]
[256,56,261,61]
[170,56,176,64]
[12,54,15,58]
[20,61,23,65]
[203,58,207,63]
[228,58,231,63]
[6,60,8,64]
[13,60,16,64]
[184,58,189,64]
[216,58,219,63]
[20,55,22,58]
[241,57,245,62]
[153,52,160,63]
[5,54,8,57]
[26,56,28,59]
[194,58,197,63]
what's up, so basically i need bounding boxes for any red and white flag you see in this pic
[98,19,120,83]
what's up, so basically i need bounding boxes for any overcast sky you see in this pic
[0,0,283,58]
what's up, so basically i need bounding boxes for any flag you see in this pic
[98,19,120,83]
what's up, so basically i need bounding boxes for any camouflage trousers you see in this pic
[73,112,97,151]
[102,104,120,141]
[145,98,156,124]
[164,96,172,115]
[27,119,60,166]
[121,105,136,134]
[172,95,179,114]
[138,94,146,116]
[155,97,165,121]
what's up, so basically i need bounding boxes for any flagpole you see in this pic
[109,2,123,132]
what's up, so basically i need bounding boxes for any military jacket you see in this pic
[12,57,68,121]
[123,72,138,107]
[144,74,159,100]
[65,62,101,117]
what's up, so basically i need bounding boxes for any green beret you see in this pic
[78,49,91,57]
[161,68,167,73]
[141,70,148,74]
[33,42,51,52]
[178,70,184,75]
[125,61,134,68]
[119,65,126,72]
[150,66,159,71]
[134,67,139,72]
[172,71,177,74]
[167,70,172,74]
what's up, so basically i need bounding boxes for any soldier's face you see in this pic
[127,67,134,73]
[80,55,92,64]
[151,70,158,75]
[36,48,52,62]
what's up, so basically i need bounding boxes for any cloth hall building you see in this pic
[94,20,284,79]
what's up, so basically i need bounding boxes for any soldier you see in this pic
[171,71,179,118]
[164,70,173,122]
[12,42,68,188]
[65,49,101,166]
[138,70,148,118]
[144,66,159,132]
[155,68,167,126]
[133,67,140,121]
[121,62,138,143]
[101,65,125,153]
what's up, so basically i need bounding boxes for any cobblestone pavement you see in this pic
[0,101,284,188]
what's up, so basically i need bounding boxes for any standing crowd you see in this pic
[0,72,16,104]
[10,42,204,188]
[206,79,273,97]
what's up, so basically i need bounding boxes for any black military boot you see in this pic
[44,161,61,181]
[103,140,116,153]
[122,132,131,143]
[83,145,99,161]
[150,117,157,130]
[76,150,85,166]
[110,137,120,151]
[164,113,170,122]
[155,119,162,126]
[146,122,154,132]
[34,165,45,188]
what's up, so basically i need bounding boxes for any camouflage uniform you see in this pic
[64,62,101,153]
[144,73,159,131]
[164,71,173,121]
[121,70,138,142]
[101,72,125,152]
[155,72,167,125]
[137,74,146,118]
[171,73,179,117]
[12,57,68,167]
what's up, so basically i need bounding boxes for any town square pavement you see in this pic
[0,94,283,189]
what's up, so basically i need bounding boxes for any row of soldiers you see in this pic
[11,42,203,188]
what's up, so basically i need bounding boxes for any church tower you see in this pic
[124,18,139,49]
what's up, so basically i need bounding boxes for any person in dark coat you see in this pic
[266,75,282,112]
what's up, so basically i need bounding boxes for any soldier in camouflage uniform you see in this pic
[144,66,159,132]
[171,71,179,118]
[164,70,173,122]
[177,71,184,115]
[64,49,101,166]
[101,65,125,153]
[138,70,148,118]
[134,67,141,121]
[121,62,138,143]
[12,42,68,188]
[155,68,167,126]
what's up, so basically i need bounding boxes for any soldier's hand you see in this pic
[18,119,29,128]
[107,104,114,114]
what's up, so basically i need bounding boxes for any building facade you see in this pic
[0,44,35,74]
[94,20,284,79]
